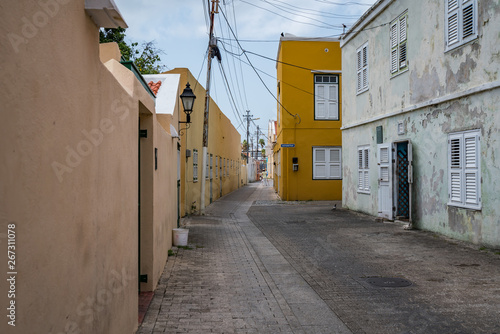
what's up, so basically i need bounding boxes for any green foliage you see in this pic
[132,41,166,74]
[242,140,249,151]
[261,148,266,157]
[99,28,166,75]
[259,138,265,148]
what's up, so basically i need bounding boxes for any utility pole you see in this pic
[200,0,219,214]
[256,125,260,160]
[243,110,252,163]
[251,137,254,161]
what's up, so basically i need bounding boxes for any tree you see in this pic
[259,138,265,149]
[242,140,249,152]
[261,149,266,158]
[99,28,166,74]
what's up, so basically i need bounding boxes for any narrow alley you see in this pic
[138,183,500,334]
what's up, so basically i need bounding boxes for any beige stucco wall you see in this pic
[166,68,242,216]
[0,1,177,333]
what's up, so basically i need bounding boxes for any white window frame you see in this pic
[314,74,339,120]
[313,147,342,180]
[448,129,481,210]
[390,11,408,76]
[193,149,198,182]
[358,146,370,194]
[445,0,478,51]
[356,43,369,94]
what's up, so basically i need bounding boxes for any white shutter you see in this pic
[362,46,368,89]
[316,85,326,119]
[464,133,479,205]
[193,150,198,182]
[357,44,368,93]
[328,85,339,119]
[399,15,407,69]
[449,134,462,203]
[462,1,475,39]
[448,130,480,209]
[358,146,370,192]
[391,49,398,73]
[447,0,460,46]
[314,148,326,179]
[329,148,341,179]
[399,16,407,42]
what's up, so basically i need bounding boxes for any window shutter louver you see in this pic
[448,130,480,209]
[316,85,326,119]
[399,15,407,69]
[446,0,477,49]
[328,85,338,119]
[462,3,474,38]
[358,146,370,192]
[391,49,398,73]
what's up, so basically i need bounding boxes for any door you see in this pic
[378,143,393,219]
[394,140,413,222]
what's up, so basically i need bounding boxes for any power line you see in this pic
[219,6,299,121]
[238,0,344,31]
[216,61,245,127]
[226,50,340,106]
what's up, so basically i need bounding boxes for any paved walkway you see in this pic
[138,183,500,334]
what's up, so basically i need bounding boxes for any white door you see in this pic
[378,143,393,219]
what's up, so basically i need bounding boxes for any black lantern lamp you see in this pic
[180,82,196,124]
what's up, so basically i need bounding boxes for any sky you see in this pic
[114,0,377,143]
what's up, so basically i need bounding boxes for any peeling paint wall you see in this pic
[341,0,500,247]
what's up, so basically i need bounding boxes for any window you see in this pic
[210,154,213,180]
[358,146,370,193]
[215,155,218,178]
[313,147,342,179]
[314,75,339,120]
[390,12,408,75]
[193,149,198,182]
[356,43,368,94]
[448,129,481,209]
[206,152,209,179]
[445,0,477,51]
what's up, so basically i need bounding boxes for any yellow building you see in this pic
[274,35,342,200]
[163,68,243,217]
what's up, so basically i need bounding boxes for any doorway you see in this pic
[377,140,412,221]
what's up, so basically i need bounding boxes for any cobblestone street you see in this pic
[138,183,500,334]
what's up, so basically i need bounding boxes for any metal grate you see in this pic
[366,277,412,287]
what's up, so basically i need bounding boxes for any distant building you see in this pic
[161,68,243,216]
[341,0,500,247]
[274,34,342,200]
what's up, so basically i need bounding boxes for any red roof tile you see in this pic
[147,81,162,96]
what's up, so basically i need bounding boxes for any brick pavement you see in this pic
[247,194,500,334]
[138,183,500,334]
[137,183,348,333]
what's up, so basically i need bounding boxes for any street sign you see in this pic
[281,144,295,148]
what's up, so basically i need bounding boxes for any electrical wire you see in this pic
[238,0,344,31]
[226,50,340,105]
[216,61,245,129]
[219,6,299,121]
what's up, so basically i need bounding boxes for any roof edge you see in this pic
[340,0,395,47]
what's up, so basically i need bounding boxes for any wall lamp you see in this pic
[180,82,196,123]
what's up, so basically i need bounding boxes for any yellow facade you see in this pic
[166,69,242,217]
[274,36,342,200]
